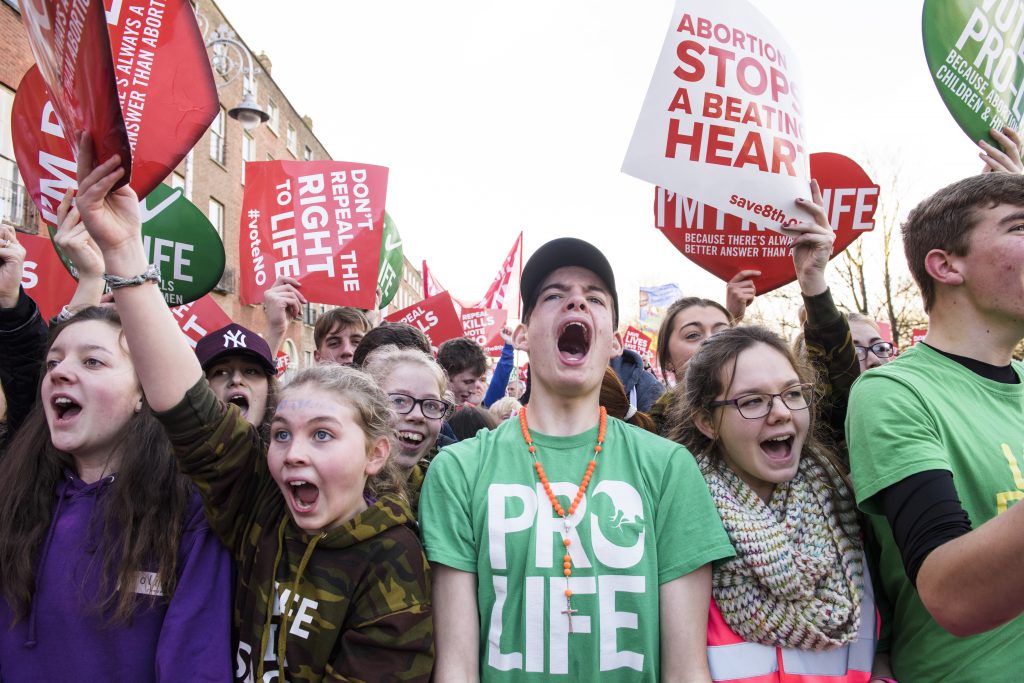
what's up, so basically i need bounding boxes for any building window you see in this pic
[302,302,317,326]
[2,0,21,10]
[208,198,225,239]
[266,152,274,162]
[210,107,226,165]
[169,172,185,190]
[304,350,313,368]
[241,133,255,185]
[286,123,297,156]
[267,98,279,134]
[303,145,313,162]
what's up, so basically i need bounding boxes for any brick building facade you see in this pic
[0,0,423,368]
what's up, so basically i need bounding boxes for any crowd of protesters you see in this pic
[0,127,1022,682]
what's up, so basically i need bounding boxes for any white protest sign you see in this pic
[622,0,810,232]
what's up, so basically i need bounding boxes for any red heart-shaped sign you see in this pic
[656,152,880,293]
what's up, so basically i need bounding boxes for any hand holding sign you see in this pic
[74,132,145,271]
[979,126,1024,173]
[53,190,104,280]
[0,225,27,310]
[786,180,836,297]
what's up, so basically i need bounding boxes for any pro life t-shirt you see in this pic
[420,417,734,681]
[847,343,1024,682]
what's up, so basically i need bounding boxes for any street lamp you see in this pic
[182,11,269,200]
[204,22,269,129]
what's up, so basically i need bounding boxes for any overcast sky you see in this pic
[215,0,984,321]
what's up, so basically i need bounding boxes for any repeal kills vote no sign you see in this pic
[623,0,809,232]
[239,161,389,310]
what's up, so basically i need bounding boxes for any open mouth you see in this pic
[227,393,250,417]
[288,480,320,513]
[760,435,794,461]
[557,321,591,361]
[52,396,82,422]
[397,430,425,452]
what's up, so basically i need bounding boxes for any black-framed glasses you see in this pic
[388,393,453,420]
[855,342,895,361]
[708,383,814,419]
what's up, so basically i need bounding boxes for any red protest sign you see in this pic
[20,0,131,187]
[104,0,218,198]
[19,233,78,320]
[385,291,464,349]
[171,294,233,349]
[12,65,79,229]
[462,308,508,357]
[656,152,879,293]
[275,351,291,376]
[622,326,653,357]
[239,161,388,309]
[911,328,928,346]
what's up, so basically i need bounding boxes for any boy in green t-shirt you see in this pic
[847,170,1024,682]
[421,238,733,681]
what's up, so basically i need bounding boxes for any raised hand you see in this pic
[74,132,141,261]
[53,190,104,281]
[787,180,835,297]
[0,224,27,310]
[725,269,760,323]
[980,127,1024,174]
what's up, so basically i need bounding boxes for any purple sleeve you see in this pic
[154,500,235,683]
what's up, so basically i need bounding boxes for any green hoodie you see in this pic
[157,379,434,682]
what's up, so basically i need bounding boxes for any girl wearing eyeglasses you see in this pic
[848,313,897,372]
[666,325,889,683]
[364,346,454,513]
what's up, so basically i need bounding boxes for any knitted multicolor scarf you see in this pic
[702,454,864,650]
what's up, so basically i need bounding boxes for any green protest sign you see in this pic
[923,0,1024,143]
[50,184,225,307]
[377,212,404,309]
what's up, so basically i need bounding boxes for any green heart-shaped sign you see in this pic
[377,212,404,309]
[923,0,1024,143]
[50,184,225,306]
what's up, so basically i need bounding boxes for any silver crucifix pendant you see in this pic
[562,599,579,633]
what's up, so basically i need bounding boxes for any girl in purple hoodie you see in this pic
[0,305,234,682]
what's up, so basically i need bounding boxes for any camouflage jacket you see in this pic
[801,288,860,454]
[157,380,434,682]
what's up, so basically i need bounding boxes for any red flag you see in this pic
[239,160,388,309]
[385,291,463,349]
[475,232,522,310]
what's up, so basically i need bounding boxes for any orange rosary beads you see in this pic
[519,406,607,633]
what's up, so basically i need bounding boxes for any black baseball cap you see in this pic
[195,323,276,376]
[520,237,618,326]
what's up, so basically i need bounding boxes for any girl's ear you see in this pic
[364,435,391,476]
[694,409,716,441]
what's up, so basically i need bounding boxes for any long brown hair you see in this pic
[0,307,193,624]
[664,325,851,496]
[600,367,657,433]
